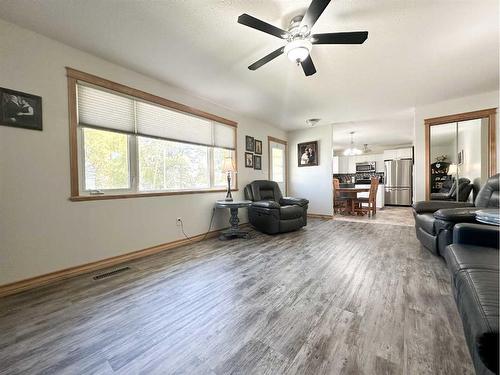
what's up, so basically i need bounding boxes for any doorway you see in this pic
[268,136,287,195]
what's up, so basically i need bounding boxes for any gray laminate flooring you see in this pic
[0,219,474,374]
[333,206,415,227]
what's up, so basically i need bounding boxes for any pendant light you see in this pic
[343,132,362,156]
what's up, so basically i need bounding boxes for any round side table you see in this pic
[215,200,252,240]
[475,209,500,226]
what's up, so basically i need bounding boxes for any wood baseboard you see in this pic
[307,213,333,220]
[0,223,249,298]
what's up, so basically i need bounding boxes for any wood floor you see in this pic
[333,206,416,227]
[0,219,474,375]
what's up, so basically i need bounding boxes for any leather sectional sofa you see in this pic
[443,223,499,375]
[413,174,499,256]
[244,180,309,234]
[413,175,499,374]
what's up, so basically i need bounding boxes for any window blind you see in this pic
[135,101,212,147]
[214,123,236,150]
[76,83,235,150]
[77,84,135,133]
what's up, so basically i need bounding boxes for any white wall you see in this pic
[288,125,333,216]
[414,91,499,201]
[0,19,286,285]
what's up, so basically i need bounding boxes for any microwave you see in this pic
[356,162,376,173]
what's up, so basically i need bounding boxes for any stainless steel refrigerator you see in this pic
[384,159,413,206]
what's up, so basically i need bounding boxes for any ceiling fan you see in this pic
[237,0,368,76]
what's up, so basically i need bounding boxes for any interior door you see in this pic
[269,138,287,195]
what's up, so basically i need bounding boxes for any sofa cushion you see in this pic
[280,205,304,220]
[443,244,499,281]
[415,213,436,235]
[475,174,499,208]
[454,268,499,374]
[454,223,500,249]
[246,180,283,202]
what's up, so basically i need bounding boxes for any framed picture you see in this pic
[0,87,42,131]
[253,155,262,170]
[245,136,255,152]
[245,152,254,168]
[297,141,318,167]
[254,139,262,155]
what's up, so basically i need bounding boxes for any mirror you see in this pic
[428,115,492,202]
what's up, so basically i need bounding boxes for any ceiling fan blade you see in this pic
[248,46,285,70]
[238,13,288,39]
[300,55,317,76]
[300,0,331,30]
[312,31,368,44]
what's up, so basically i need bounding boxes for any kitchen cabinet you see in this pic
[383,147,413,161]
[397,147,413,159]
[333,156,352,173]
[334,154,385,173]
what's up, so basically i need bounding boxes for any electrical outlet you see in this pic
[176,218,182,226]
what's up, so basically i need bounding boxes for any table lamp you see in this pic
[222,156,236,201]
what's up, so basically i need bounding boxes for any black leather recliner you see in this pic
[431,177,473,202]
[244,180,309,234]
[413,174,499,256]
[442,223,499,375]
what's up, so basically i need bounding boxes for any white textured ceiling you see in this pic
[332,110,415,153]
[0,0,498,131]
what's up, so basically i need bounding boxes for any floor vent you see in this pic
[93,266,131,280]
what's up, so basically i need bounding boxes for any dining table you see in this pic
[336,187,371,215]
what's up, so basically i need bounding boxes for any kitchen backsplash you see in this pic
[333,172,385,184]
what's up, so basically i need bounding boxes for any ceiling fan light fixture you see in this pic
[306,118,321,127]
[284,39,312,63]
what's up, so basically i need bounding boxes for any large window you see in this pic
[69,71,237,199]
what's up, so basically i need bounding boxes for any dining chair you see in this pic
[354,177,379,216]
[333,178,348,214]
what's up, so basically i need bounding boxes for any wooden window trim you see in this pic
[424,107,497,200]
[268,136,288,195]
[66,68,237,127]
[66,67,238,201]
[69,189,239,202]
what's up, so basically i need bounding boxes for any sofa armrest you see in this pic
[413,200,474,214]
[280,197,309,207]
[453,223,500,248]
[433,208,478,222]
[250,200,280,209]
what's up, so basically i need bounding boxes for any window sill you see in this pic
[69,188,238,202]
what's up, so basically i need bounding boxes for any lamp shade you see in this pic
[221,157,236,173]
